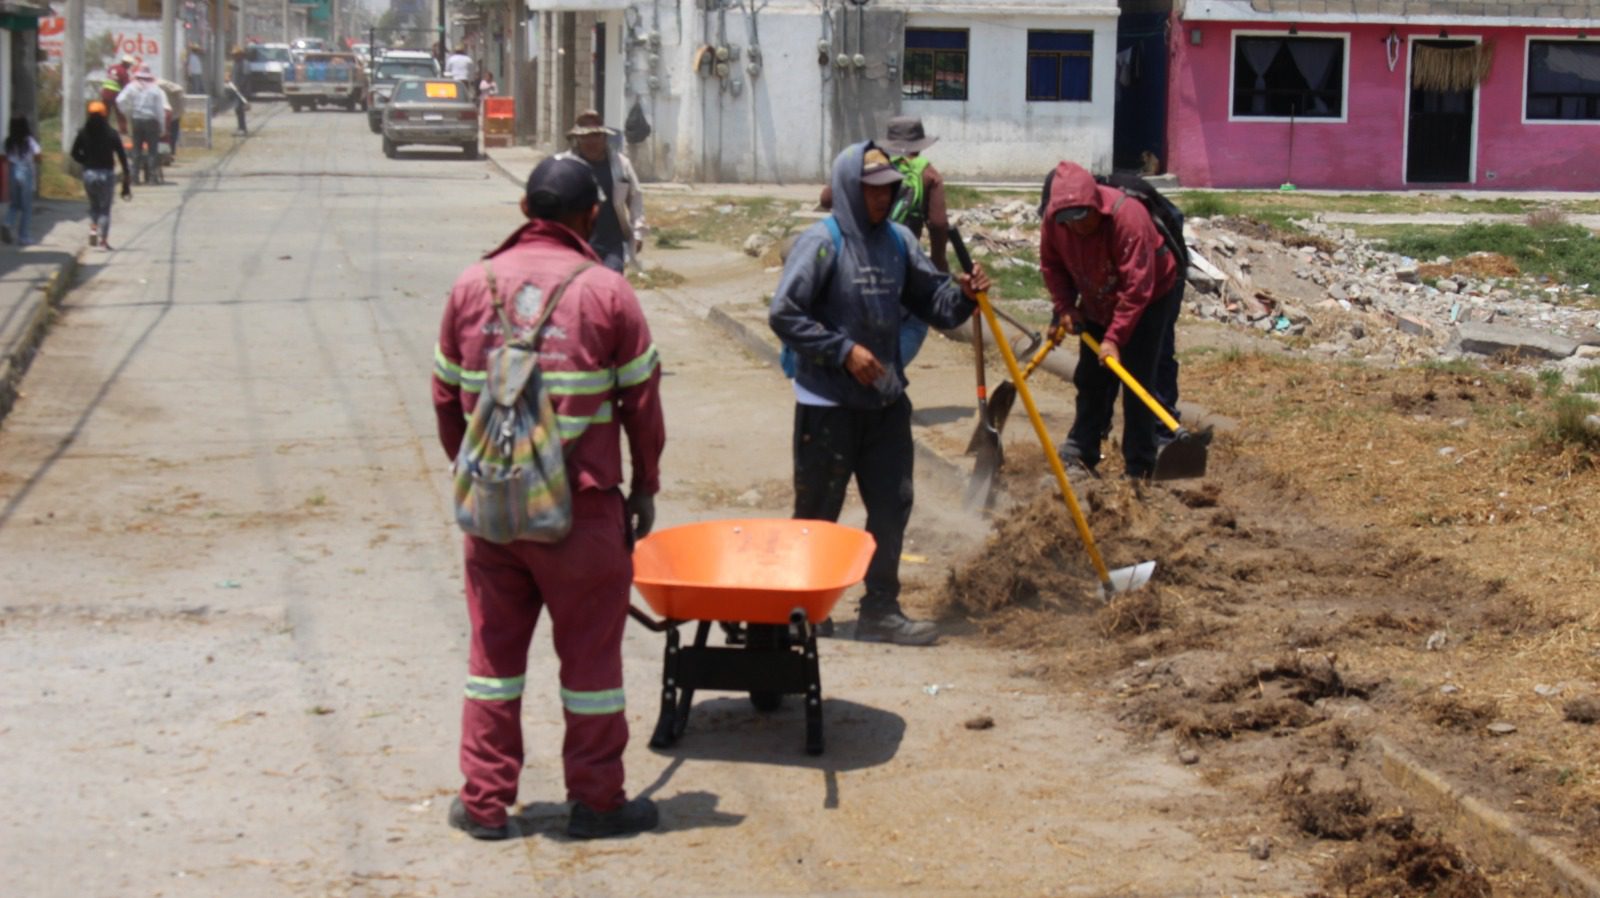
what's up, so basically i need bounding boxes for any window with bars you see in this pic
[1527,40,1600,121]
[1232,35,1345,118]
[1027,31,1094,102]
[902,28,969,101]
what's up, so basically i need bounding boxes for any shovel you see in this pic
[953,230,1155,600]
[986,324,1067,438]
[965,310,1045,450]
[963,310,1003,512]
[1079,332,1213,481]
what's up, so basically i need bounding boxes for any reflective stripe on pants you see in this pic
[457,488,632,827]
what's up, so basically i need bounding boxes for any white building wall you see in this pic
[901,12,1119,178]
[540,0,1118,182]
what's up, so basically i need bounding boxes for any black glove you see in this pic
[625,491,656,540]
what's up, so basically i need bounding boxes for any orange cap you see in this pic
[87,100,107,116]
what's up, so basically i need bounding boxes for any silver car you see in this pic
[382,77,480,160]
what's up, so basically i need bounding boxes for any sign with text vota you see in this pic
[39,11,166,79]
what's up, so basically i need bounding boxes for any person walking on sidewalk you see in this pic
[555,110,646,273]
[1040,161,1183,480]
[70,102,132,250]
[432,155,665,841]
[2,117,41,246]
[117,69,170,185]
[769,143,988,646]
[227,48,251,137]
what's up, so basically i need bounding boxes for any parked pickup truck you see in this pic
[283,52,367,112]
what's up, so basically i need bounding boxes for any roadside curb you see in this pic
[0,250,83,426]
[1374,735,1600,897]
[705,303,969,498]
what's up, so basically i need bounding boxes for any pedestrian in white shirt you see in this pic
[3,116,41,245]
[116,69,171,185]
[445,48,473,85]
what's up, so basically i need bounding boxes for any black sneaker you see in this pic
[856,612,939,646]
[568,797,659,840]
[448,796,517,841]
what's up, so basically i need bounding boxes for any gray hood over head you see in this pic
[768,142,975,409]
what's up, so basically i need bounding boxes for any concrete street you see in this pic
[0,107,1308,896]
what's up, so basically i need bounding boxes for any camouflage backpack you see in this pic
[452,260,593,544]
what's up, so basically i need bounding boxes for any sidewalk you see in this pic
[0,199,89,422]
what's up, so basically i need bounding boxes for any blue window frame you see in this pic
[1027,30,1093,102]
[903,28,969,101]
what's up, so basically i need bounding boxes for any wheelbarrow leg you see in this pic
[669,622,712,741]
[649,623,683,749]
[803,624,824,756]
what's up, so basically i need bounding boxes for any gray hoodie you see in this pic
[769,142,974,410]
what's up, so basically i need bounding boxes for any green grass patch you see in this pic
[1539,368,1565,397]
[38,117,85,202]
[1365,221,1600,293]
[653,228,694,250]
[1575,364,1600,395]
[988,249,1044,302]
[944,184,987,209]
[1544,393,1600,451]
[1175,192,1237,219]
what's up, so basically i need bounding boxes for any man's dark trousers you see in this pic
[1065,281,1181,478]
[792,396,913,619]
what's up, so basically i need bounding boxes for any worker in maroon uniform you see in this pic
[101,54,136,133]
[432,155,665,841]
[1040,161,1182,480]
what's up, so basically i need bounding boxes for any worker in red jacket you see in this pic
[1040,161,1182,479]
[432,155,665,841]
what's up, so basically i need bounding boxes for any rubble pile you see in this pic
[1182,215,1600,370]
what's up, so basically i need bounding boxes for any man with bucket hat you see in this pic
[555,109,646,273]
[879,116,951,274]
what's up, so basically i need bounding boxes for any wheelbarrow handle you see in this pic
[628,604,671,632]
[1078,332,1184,435]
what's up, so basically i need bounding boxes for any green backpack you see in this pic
[889,155,931,234]
[452,260,593,545]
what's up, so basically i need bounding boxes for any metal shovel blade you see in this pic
[1151,426,1214,482]
[986,381,1019,437]
[964,409,1003,512]
[1099,560,1157,601]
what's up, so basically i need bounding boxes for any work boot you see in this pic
[856,611,939,646]
[567,797,659,840]
[447,796,517,841]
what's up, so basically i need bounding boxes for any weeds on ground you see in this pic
[38,116,84,202]
[989,248,1044,301]
[1574,364,1600,394]
[1539,368,1565,397]
[1369,222,1600,294]
[1544,393,1600,453]
[1177,192,1237,219]
[654,228,694,250]
[944,184,986,209]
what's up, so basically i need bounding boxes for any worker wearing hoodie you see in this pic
[1040,161,1182,480]
[769,143,987,646]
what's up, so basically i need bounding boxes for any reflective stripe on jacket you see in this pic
[432,219,665,496]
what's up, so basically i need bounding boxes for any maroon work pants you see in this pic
[457,488,632,827]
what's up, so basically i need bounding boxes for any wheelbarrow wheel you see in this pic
[749,691,783,712]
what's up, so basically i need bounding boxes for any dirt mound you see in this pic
[1328,835,1492,898]
[1418,252,1521,281]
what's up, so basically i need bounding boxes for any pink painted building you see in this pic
[1167,0,1600,190]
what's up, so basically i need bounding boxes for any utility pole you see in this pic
[63,0,84,152]
[438,0,447,65]
[161,0,178,82]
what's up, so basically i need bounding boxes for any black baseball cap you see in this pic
[525,156,601,220]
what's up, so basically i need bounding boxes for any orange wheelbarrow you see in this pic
[631,518,876,756]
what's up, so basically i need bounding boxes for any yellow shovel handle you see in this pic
[1079,332,1183,434]
[1017,324,1066,383]
[975,292,1114,588]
